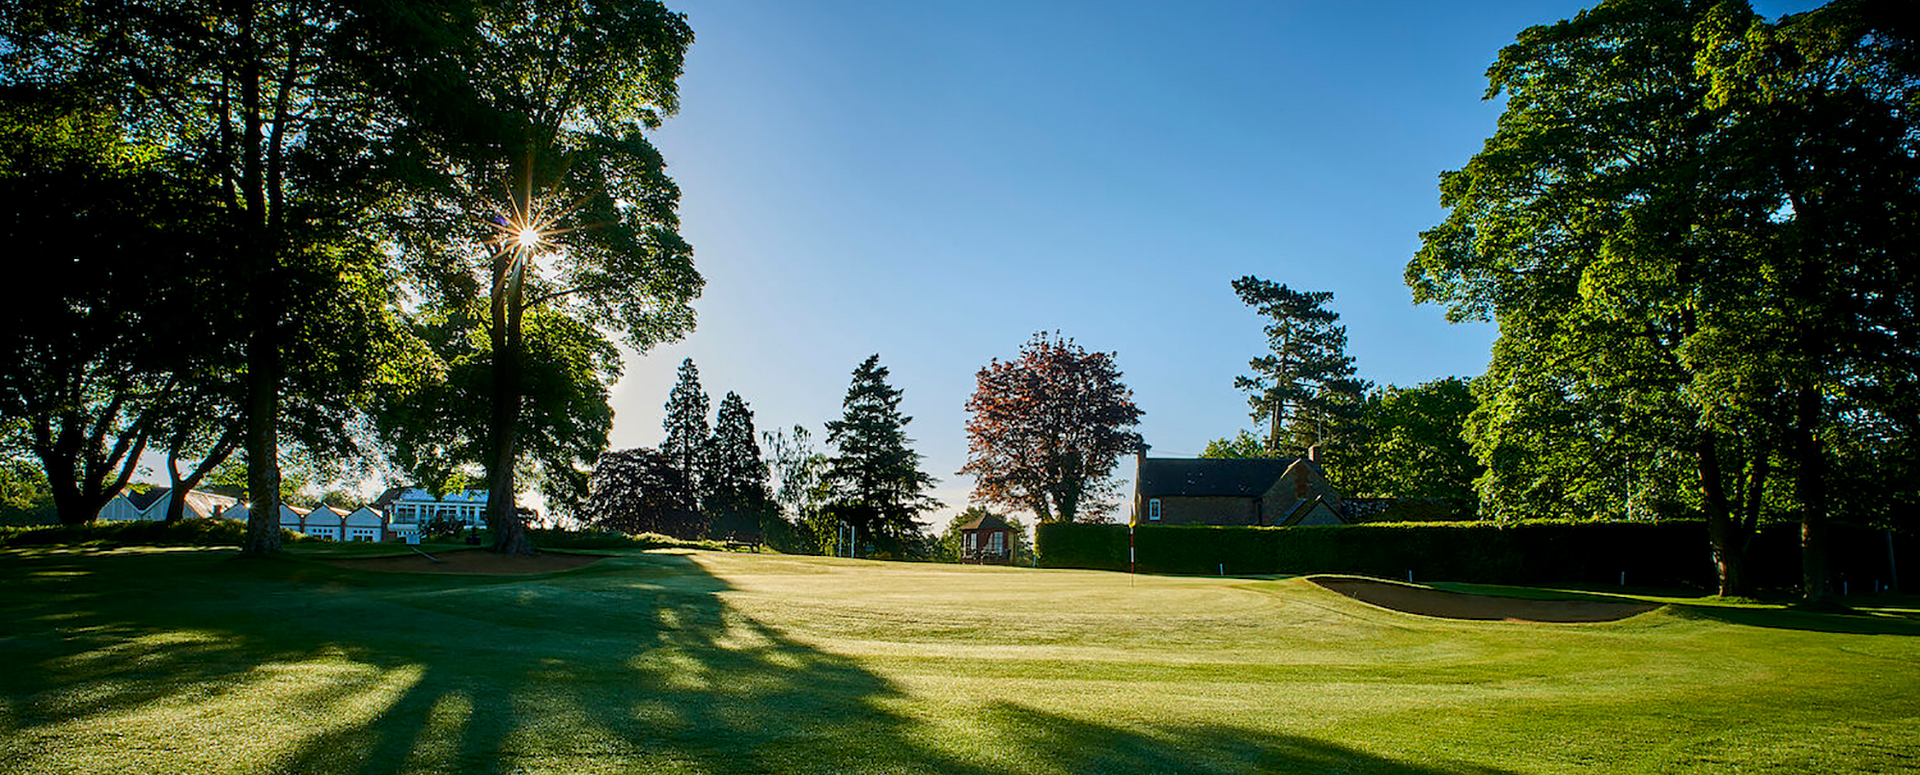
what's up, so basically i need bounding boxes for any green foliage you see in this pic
[523,527,730,552]
[0,519,307,549]
[960,332,1143,524]
[1198,431,1284,460]
[661,358,711,505]
[0,459,56,526]
[1037,521,1908,590]
[1231,277,1368,454]
[1329,378,1482,507]
[763,425,831,554]
[373,305,618,517]
[824,355,940,553]
[0,89,232,524]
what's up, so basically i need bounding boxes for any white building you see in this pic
[373,488,490,530]
[97,488,242,522]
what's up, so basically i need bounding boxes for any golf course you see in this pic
[2,544,1916,774]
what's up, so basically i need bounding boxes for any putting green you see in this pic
[1,546,1916,774]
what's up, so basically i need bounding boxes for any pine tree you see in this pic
[661,358,710,507]
[1231,276,1369,454]
[824,355,940,553]
[708,391,770,514]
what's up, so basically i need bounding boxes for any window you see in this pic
[989,532,1005,554]
[965,533,978,550]
[1148,499,1161,521]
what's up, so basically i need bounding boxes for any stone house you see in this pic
[1132,450,1348,527]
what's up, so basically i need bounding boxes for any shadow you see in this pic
[1666,600,1920,636]
[0,547,1522,775]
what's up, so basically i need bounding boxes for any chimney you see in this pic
[1306,445,1321,464]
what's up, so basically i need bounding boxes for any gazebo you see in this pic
[959,512,1015,565]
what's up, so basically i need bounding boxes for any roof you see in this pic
[1135,457,1298,498]
[126,488,171,511]
[959,512,1013,532]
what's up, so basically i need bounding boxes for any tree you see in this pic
[1695,0,1920,604]
[661,358,711,509]
[582,447,702,538]
[1232,277,1369,455]
[707,391,771,529]
[960,332,1144,524]
[763,424,830,553]
[361,0,700,556]
[1405,0,1816,595]
[1336,378,1483,511]
[372,303,619,520]
[0,458,56,526]
[1200,430,1285,459]
[0,90,233,525]
[823,355,940,555]
[2,0,428,552]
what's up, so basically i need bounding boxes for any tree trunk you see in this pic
[485,247,532,556]
[238,0,282,556]
[1793,385,1833,607]
[1696,429,1750,597]
[165,429,241,523]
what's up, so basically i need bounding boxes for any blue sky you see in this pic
[611,0,1818,524]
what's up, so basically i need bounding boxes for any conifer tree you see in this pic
[1232,276,1368,454]
[708,391,770,513]
[661,358,710,507]
[824,355,939,553]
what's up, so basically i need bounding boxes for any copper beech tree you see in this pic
[961,333,1143,524]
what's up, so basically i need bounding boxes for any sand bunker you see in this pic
[1310,576,1659,623]
[327,549,606,575]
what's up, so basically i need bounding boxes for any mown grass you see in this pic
[1,545,1915,774]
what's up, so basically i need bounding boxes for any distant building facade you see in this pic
[1132,450,1348,527]
[372,488,490,530]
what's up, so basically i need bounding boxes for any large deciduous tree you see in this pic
[364,0,700,555]
[1409,0,1770,594]
[1695,0,1919,604]
[583,446,701,538]
[960,332,1143,524]
[0,92,229,525]
[4,0,412,550]
[1233,277,1368,455]
[824,355,939,555]
[1407,0,1916,598]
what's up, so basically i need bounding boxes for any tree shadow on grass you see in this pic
[1666,600,1920,636]
[1,548,1520,775]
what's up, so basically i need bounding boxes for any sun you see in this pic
[516,226,542,249]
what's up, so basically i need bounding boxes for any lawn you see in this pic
[1,546,1916,774]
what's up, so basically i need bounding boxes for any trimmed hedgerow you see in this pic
[1037,520,1910,590]
[0,518,308,549]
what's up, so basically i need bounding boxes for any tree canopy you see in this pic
[823,355,939,555]
[960,332,1143,524]
[1232,277,1368,455]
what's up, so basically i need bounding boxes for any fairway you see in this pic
[2,547,1916,774]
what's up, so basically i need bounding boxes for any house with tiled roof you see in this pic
[1132,449,1348,527]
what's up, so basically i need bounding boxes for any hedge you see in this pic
[1036,521,1915,591]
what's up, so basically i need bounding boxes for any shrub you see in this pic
[0,519,308,549]
[1036,520,1912,590]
